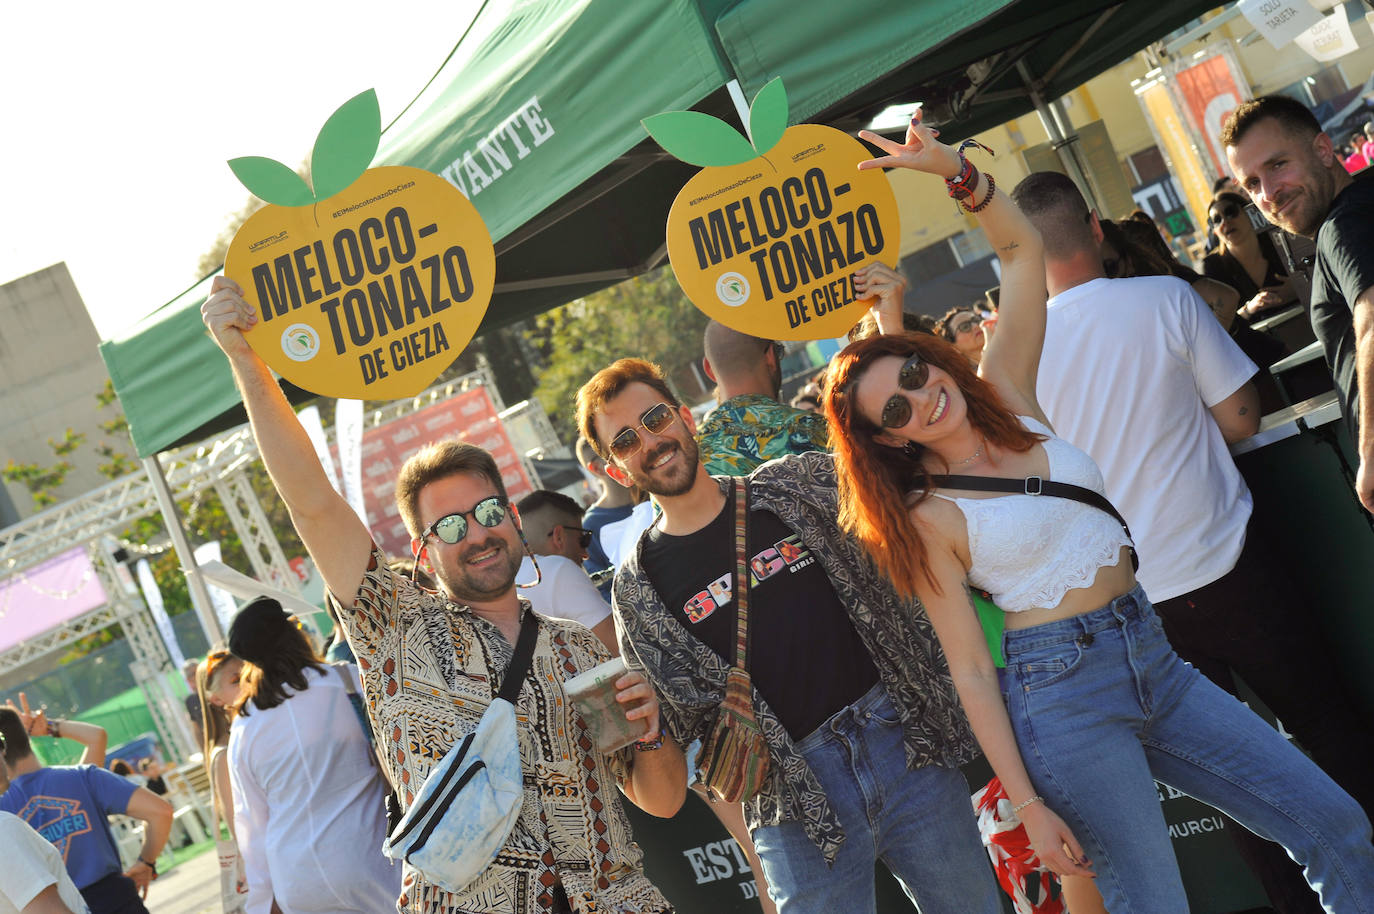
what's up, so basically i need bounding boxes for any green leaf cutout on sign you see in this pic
[227,156,315,207]
[747,78,788,156]
[643,111,757,168]
[311,89,382,202]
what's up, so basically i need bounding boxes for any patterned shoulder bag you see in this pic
[697,476,771,803]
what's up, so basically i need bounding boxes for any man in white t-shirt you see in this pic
[0,812,88,914]
[515,489,618,651]
[0,733,88,914]
[1012,170,1374,912]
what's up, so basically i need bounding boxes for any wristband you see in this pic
[137,857,158,876]
[633,735,663,751]
[1011,794,1044,815]
[46,719,61,739]
[961,173,997,214]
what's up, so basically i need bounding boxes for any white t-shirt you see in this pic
[1036,276,1257,601]
[516,554,612,629]
[0,811,89,914]
[228,666,401,914]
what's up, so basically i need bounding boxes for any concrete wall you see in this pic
[0,263,116,523]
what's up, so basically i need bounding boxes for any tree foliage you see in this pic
[523,266,711,443]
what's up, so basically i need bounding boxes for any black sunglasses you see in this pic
[420,495,510,546]
[1208,203,1241,227]
[559,525,594,548]
[881,354,930,429]
[609,402,680,459]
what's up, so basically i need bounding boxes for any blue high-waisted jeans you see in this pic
[750,683,1001,914]
[1001,585,1374,912]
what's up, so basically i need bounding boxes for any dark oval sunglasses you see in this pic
[1208,202,1241,227]
[609,402,680,459]
[881,354,930,429]
[420,495,510,546]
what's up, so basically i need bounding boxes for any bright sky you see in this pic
[1,0,481,339]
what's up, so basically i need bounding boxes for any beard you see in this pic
[624,436,701,497]
[434,535,523,604]
[1273,159,1338,238]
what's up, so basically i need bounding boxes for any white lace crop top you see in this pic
[930,416,1134,613]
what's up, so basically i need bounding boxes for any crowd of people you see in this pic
[5,92,1374,914]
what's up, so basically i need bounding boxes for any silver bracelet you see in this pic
[1011,795,1044,815]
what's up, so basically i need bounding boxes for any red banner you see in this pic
[1173,54,1246,178]
[356,388,533,560]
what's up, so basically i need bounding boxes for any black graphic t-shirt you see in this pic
[1313,171,1374,439]
[640,487,878,740]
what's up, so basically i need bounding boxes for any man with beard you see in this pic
[1224,95,1374,511]
[200,277,683,914]
[574,350,1002,913]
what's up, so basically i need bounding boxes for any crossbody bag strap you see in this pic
[732,477,752,670]
[928,474,1139,571]
[497,610,540,705]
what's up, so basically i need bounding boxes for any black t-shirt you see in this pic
[1313,172,1374,439]
[640,487,878,740]
[1202,235,1287,301]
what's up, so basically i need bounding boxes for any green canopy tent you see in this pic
[101,0,1223,459]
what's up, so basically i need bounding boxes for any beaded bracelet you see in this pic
[945,139,996,212]
[962,173,996,214]
[1012,794,1044,815]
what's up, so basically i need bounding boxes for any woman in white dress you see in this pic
[226,597,399,914]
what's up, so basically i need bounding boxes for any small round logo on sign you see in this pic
[715,272,750,307]
[281,324,320,362]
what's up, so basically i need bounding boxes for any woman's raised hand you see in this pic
[857,107,961,179]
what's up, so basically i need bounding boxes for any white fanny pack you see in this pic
[383,611,537,893]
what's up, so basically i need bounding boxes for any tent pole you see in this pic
[141,455,225,647]
[726,79,752,131]
[1017,61,1103,213]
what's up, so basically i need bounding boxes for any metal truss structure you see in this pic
[0,367,521,756]
[0,365,508,753]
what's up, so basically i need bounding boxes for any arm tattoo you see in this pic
[1239,406,1249,416]
[999,242,1020,253]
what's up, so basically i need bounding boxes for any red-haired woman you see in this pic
[824,116,1374,912]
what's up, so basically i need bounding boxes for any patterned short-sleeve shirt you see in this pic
[696,394,829,476]
[335,546,670,914]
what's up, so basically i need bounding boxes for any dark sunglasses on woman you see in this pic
[1208,202,1241,227]
[881,354,930,429]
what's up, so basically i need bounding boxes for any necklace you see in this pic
[950,441,985,467]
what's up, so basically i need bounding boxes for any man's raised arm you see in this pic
[201,276,374,602]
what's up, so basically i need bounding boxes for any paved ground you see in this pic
[147,849,223,914]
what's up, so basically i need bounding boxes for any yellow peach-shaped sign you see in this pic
[222,90,494,399]
[226,167,493,399]
[649,81,900,340]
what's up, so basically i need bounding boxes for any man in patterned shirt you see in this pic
[202,277,684,914]
[574,352,1001,911]
[695,321,828,476]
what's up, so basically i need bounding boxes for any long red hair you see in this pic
[824,332,1042,598]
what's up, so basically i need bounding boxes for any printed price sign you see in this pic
[647,80,900,340]
[224,90,495,399]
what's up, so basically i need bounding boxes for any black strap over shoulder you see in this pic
[498,611,540,705]
[928,474,1139,572]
